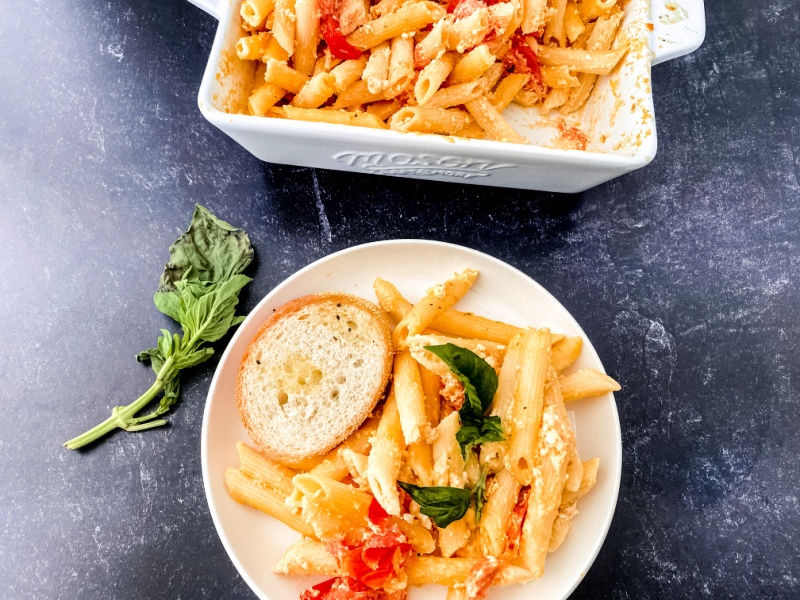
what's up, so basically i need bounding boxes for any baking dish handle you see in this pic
[651,0,706,65]
[186,0,222,20]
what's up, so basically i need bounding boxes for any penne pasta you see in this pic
[393,268,479,350]
[559,368,621,402]
[367,390,405,515]
[225,468,316,538]
[507,328,551,485]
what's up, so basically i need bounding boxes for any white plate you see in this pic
[201,239,622,600]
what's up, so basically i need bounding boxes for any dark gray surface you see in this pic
[1,0,798,598]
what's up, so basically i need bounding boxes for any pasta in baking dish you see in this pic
[225,269,621,600]
[235,0,629,143]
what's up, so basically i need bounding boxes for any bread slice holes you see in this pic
[331,389,340,400]
[297,313,310,320]
[311,369,323,384]
[278,391,289,406]
[336,375,346,384]
[297,376,307,385]
[353,358,363,368]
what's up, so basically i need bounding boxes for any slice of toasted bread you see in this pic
[236,292,393,466]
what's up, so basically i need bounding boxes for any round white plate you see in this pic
[202,239,622,600]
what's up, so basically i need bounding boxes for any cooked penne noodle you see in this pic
[265,59,309,94]
[393,268,479,349]
[293,473,372,519]
[272,0,297,55]
[236,441,296,497]
[366,98,402,120]
[536,45,627,75]
[445,8,491,53]
[367,390,405,515]
[426,79,486,109]
[449,45,495,85]
[432,309,521,344]
[348,2,439,50]
[330,56,368,92]
[432,411,465,487]
[341,448,370,488]
[406,556,532,586]
[225,468,316,538]
[543,0,568,46]
[520,0,548,34]
[393,350,429,445]
[517,405,570,577]
[413,18,446,69]
[490,73,530,111]
[547,500,577,552]
[274,537,338,575]
[293,0,319,75]
[550,335,583,373]
[362,41,392,94]
[389,107,472,135]
[415,53,457,106]
[564,1,585,43]
[236,32,272,60]
[563,9,623,112]
[559,368,621,402]
[241,0,276,27]
[419,365,441,427]
[478,469,522,557]
[283,106,388,128]
[438,511,473,557]
[332,79,386,108]
[248,83,285,116]
[291,72,336,108]
[385,35,415,97]
[578,0,617,22]
[541,65,580,89]
[507,328,551,485]
[560,457,600,505]
[465,95,527,144]
[373,276,413,323]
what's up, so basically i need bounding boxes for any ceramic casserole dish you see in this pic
[187,0,704,191]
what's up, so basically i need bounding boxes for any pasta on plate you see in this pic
[235,0,630,144]
[225,269,621,600]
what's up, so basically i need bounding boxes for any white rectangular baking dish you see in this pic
[188,0,704,192]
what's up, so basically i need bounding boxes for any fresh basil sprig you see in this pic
[424,344,504,457]
[64,204,253,450]
[398,469,489,528]
[397,481,472,528]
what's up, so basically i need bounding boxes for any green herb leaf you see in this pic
[398,481,472,528]
[64,205,253,451]
[158,204,253,293]
[473,467,488,523]
[424,344,498,419]
[455,415,505,458]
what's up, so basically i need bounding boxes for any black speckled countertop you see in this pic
[1,0,798,598]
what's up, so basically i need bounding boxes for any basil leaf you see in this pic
[473,468,488,523]
[179,274,252,343]
[398,481,472,528]
[424,344,498,419]
[153,291,182,322]
[455,415,505,458]
[158,204,253,293]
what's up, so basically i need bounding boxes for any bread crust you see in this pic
[236,291,393,467]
